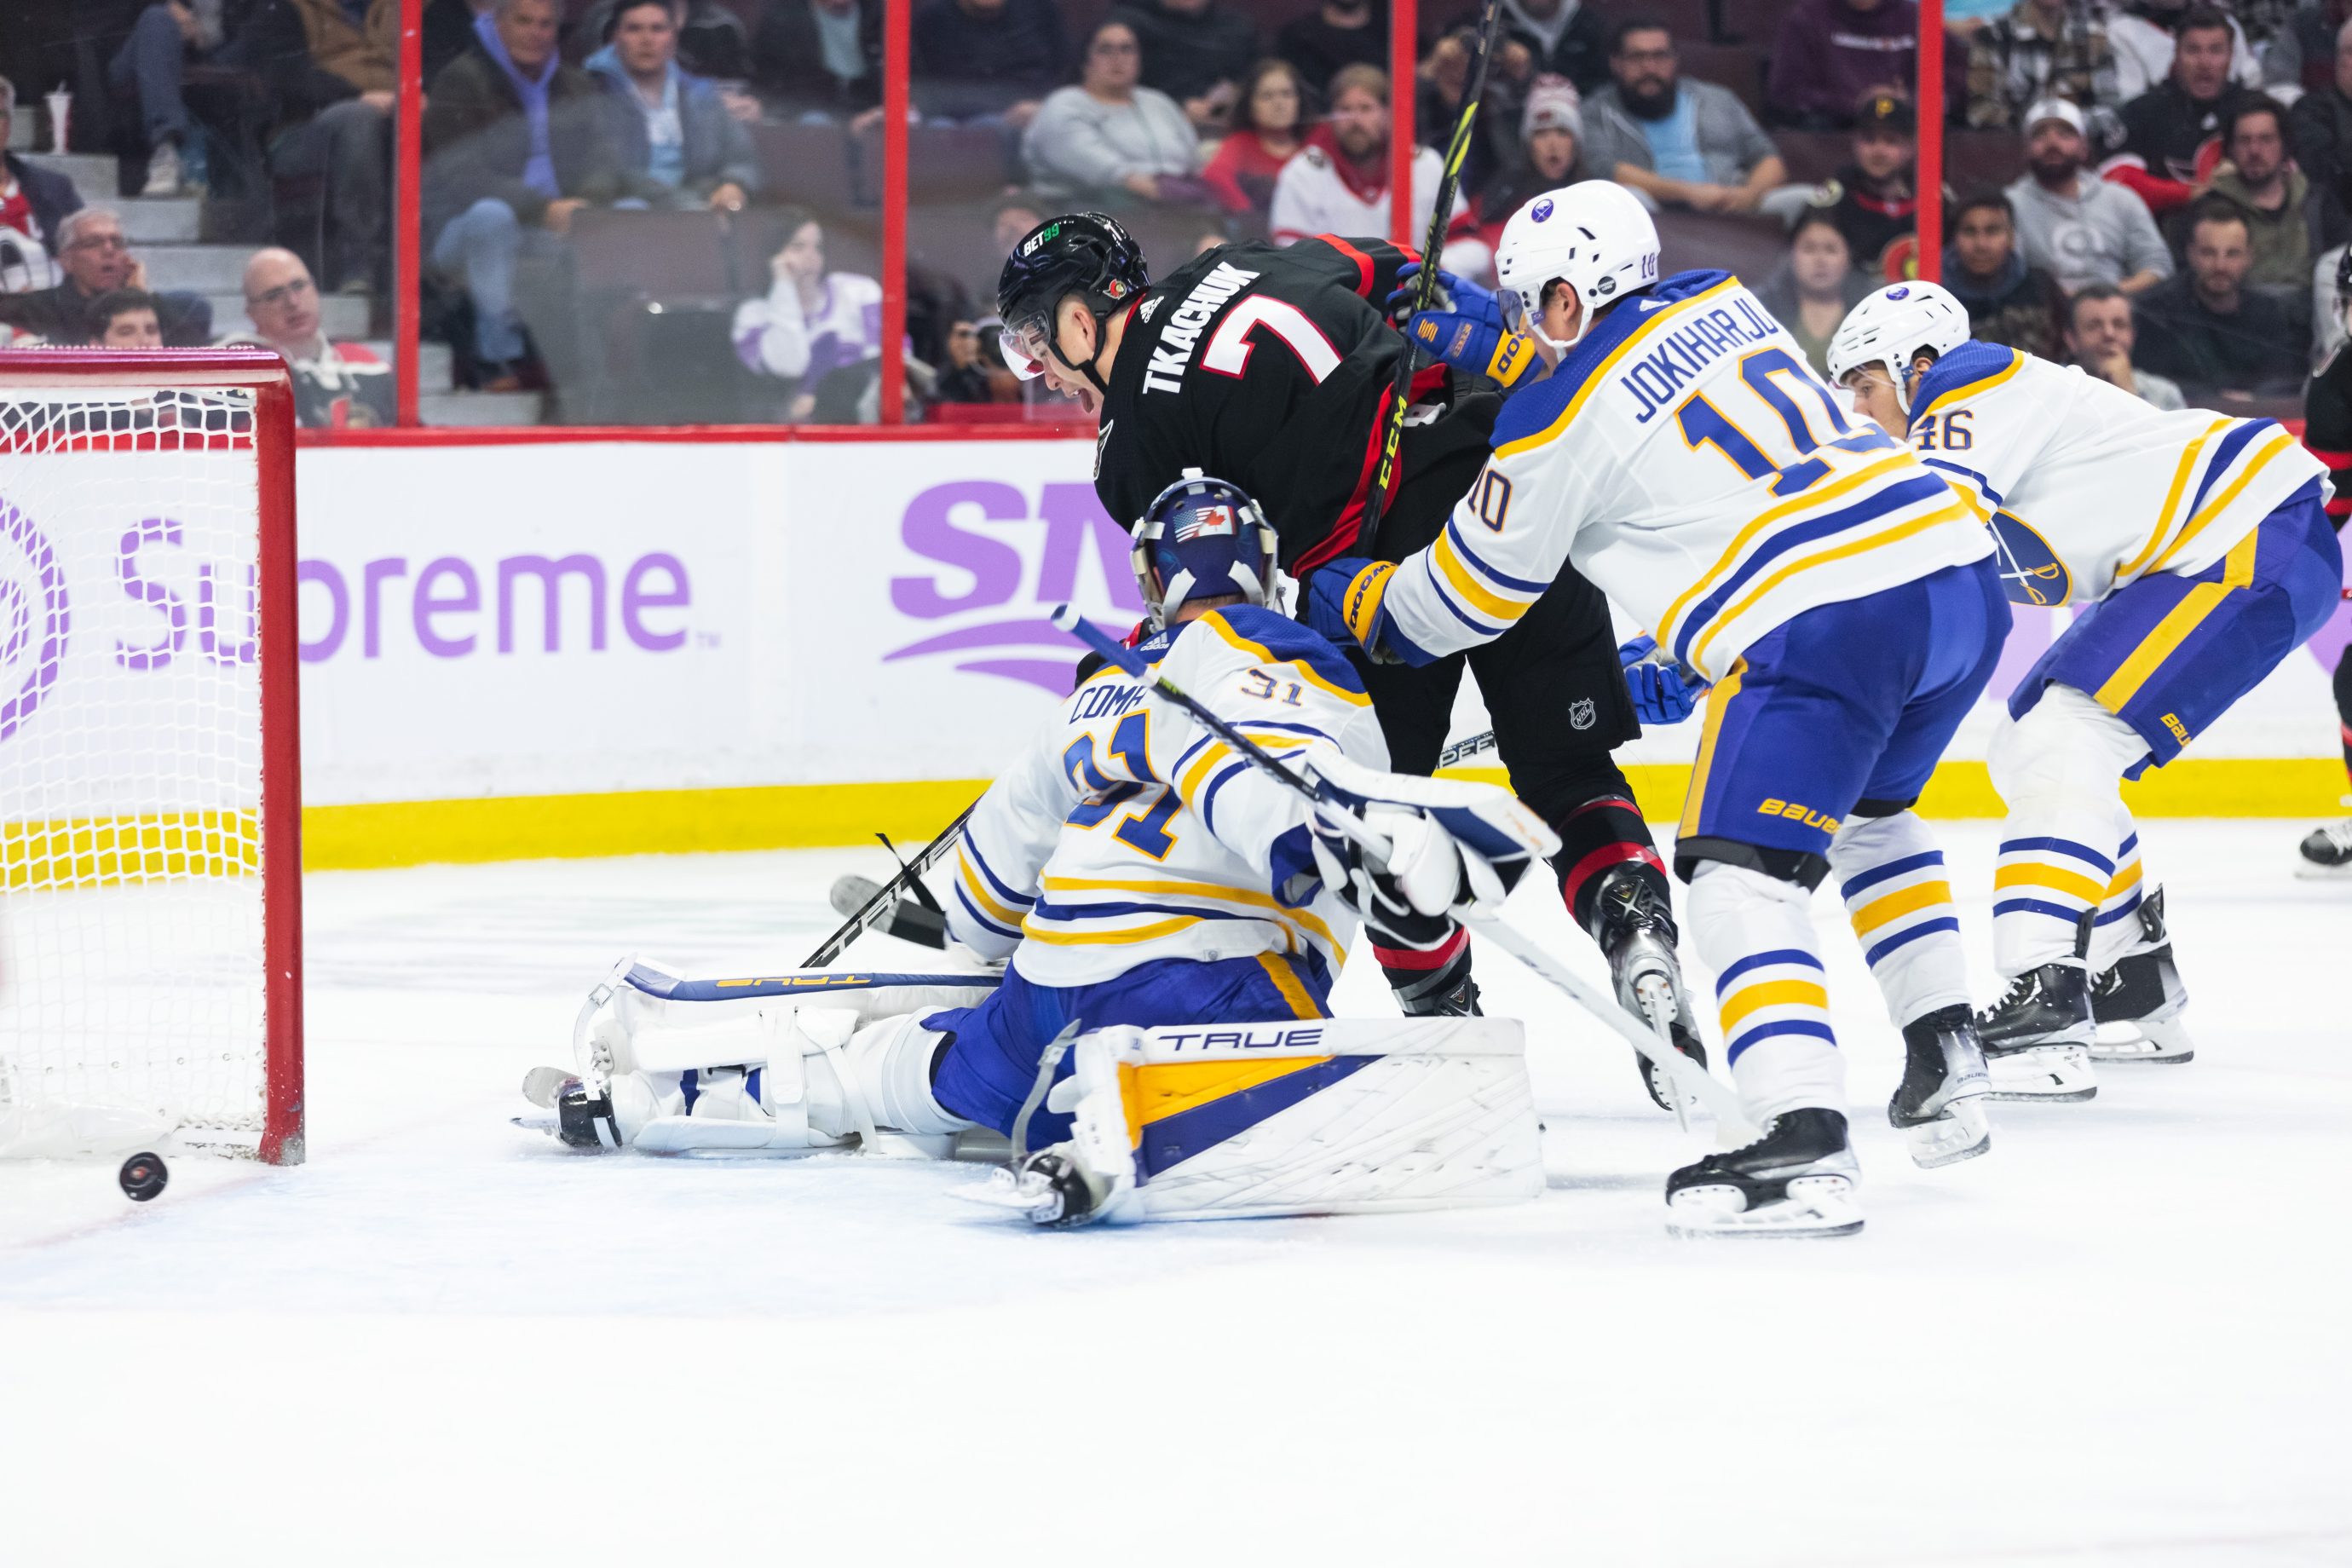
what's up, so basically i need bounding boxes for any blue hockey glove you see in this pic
[1303,556,1431,667]
[1618,636,1707,725]
[1406,309,1541,389]
[1386,262,1502,330]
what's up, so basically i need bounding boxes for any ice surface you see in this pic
[3,823,2347,1566]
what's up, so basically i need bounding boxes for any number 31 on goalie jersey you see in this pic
[1062,711,1179,860]
[1673,347,1895,495]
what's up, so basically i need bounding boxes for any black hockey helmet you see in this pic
[1133,470,1281,629]
[995,213,1150,385]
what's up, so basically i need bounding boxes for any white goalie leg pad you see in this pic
[1026,1015,1544,1223]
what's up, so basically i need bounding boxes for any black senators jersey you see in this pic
[1092,233,1442,574]
[2304,342,2352,527]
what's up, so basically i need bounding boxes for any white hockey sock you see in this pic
[1688,861,1843,1124]
[1830,810,1970,1029]
[2087,804,2150,972]
[1988,686,2147,976]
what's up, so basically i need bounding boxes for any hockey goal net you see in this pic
[0,349,303,1163]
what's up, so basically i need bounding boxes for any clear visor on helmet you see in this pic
[999,310,1053,380]
[1497,285,1532,335]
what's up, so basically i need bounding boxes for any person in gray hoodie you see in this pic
[585,0,760,212]
[1021,16,1202,205]
[1579,16,1786,212]
[2002,95,2171,291]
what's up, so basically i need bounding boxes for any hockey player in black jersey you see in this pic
[2297,247,2352,878]
[996,212,1704,1106]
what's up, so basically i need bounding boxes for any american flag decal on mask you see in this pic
[1173,504,1237,542]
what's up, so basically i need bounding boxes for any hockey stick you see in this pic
[1361,0,1507,543]
[1436,729,1496,769]
[1047,604,1755,1139]
[799,801,978,968]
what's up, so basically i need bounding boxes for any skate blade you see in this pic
[951,1166,1072,1226]
[1666,1175,1864,1238]
[1899,1097,1992,1169]
[2090,1017,2193,1064]
[1983,1043,2096,1102]
[510,1112,559,1136]
[2292,857,2352,879]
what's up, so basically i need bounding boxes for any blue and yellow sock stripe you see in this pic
[1838,849,1960,968]
[1992,833,2113,925]
[1713,947,1834,1066]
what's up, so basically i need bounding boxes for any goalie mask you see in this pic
[1132,470,1281,629]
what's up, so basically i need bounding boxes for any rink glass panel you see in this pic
[0,388,273,1151]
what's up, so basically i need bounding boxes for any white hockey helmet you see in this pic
[1826,281,1971,414]
[1495,180,1660,353]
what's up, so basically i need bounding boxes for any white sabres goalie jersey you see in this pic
[946,606,1389,989]
[1371,269,1992,683]
[1900,342,2329,608]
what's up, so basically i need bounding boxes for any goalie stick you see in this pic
[1047,604,1756,1139]
[1361,0,1507,544]
[1437,729,1496,770]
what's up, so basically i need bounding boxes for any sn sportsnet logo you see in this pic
[0,495,66,745]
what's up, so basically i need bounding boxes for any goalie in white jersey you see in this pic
[522,473,1555,1225]
[1302,181,2014,1236]
[1830,282,2341,1092]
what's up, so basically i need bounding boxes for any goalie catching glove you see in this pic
[1301,752,1560,948]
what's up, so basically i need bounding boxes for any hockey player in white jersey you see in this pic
[1830,281,2342,1089]
[523,473,1557,1225]
[1302,181,2012,1236]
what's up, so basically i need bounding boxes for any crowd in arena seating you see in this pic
[0,0,2341,425]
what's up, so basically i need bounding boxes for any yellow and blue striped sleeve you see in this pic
[1373,449,1577,659]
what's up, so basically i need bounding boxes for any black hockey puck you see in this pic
[118,1152,170,1202]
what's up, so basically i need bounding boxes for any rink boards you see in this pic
[285,435,2352,868]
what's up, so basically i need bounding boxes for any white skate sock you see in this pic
[2087,804,2151,971]
[1987,686,2147,975]
[1829,810,1970,1029]
[1688,861,1843,1124]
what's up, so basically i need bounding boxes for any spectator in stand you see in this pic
[2290,18,2352,251]
[1116,0,1260,132]
[1022,20,1203,206]
[1807,88,1933,280]
[228,247,395,428]
[1943,190,2070,358]
[1472,77,1587,248]
[424,0,643,391]
[2275,0,2352,97]
[1277,0,1386,98]
[1202,58,1309,221]
[732,209,885,419]
[931,319,996,404]
[1419,25,1517,199]
[2133,201,2306,394]
[1963,0,2119,135]
[586,0,758,212]
[1483,0,1611,95]
[1767,0,1938,131]
[2108,0,2263,101]
[1755,209,1874,375]
[990,191,1048,257]
[2108,6,2259,220]
[104,0,224,196]
[2065,280,2187,408]
[0,208,213,345]
[570,0,750,78]
[88,288,164,348]
[0,81,82,293]
[424,0,498,85]
[1582,16,1788,216]
[752,0,883,124]
[2006,96,2171,292]
[2196,96,2308,290]
[243,0,398,297]
[1268,64,1491,274]
[911,0,1069,128]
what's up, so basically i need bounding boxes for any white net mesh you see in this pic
[0,385,275,1155]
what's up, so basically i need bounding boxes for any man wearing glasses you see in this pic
[0,207,212,346]
[228,247,395,429]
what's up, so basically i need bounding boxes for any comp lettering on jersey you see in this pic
[1620,300,1784,424]
[1143,261,1263,395]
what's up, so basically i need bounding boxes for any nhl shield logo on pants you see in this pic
[1570,697,1596,730]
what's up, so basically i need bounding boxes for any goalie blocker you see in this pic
[521,960,1542,1224]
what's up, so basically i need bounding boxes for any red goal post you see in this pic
[0,348,304,1164]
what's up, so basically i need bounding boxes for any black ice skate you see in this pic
[1394,969,1483,1017]
[1666,1107,1862,1237]
[516,1066,625,1150]
[1588,865,1708,1113]
[1890,1005,1992,1167]
[2089,885,2193,1064]
[2295,816,2352,879]
[1975,963,2098,1102]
